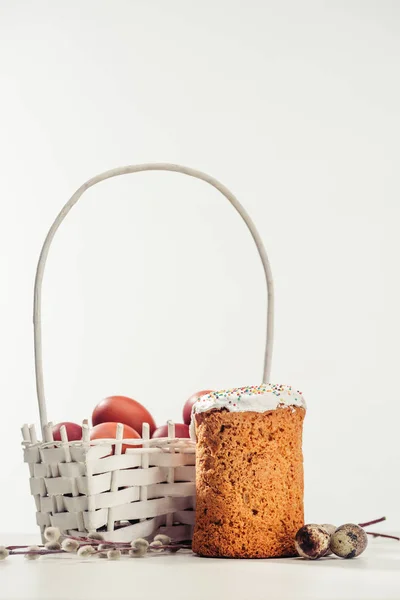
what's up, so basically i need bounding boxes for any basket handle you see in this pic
[34,163,274,429]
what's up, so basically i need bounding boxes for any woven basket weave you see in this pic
[21,163,274,543]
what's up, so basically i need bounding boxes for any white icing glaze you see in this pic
[189,385,306,439]
[194,384,305,414]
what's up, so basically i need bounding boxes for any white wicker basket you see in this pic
[22,163,274,544]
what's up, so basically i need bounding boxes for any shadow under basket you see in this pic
[22,421,196,543]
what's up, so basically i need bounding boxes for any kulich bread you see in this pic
[191,385,306,558]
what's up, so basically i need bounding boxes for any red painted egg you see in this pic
[152,423,190,439]
[90,422,141,454]
[52,422,82,441]
[183,390,213,425]
[92,395,156,436]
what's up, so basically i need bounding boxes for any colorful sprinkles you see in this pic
[197,384,301,401]
[193,384,306,414]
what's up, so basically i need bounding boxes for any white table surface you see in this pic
[1,534,399,600]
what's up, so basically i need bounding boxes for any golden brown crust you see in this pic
[192,407,305,558]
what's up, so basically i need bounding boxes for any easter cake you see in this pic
[191,384,306,558]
